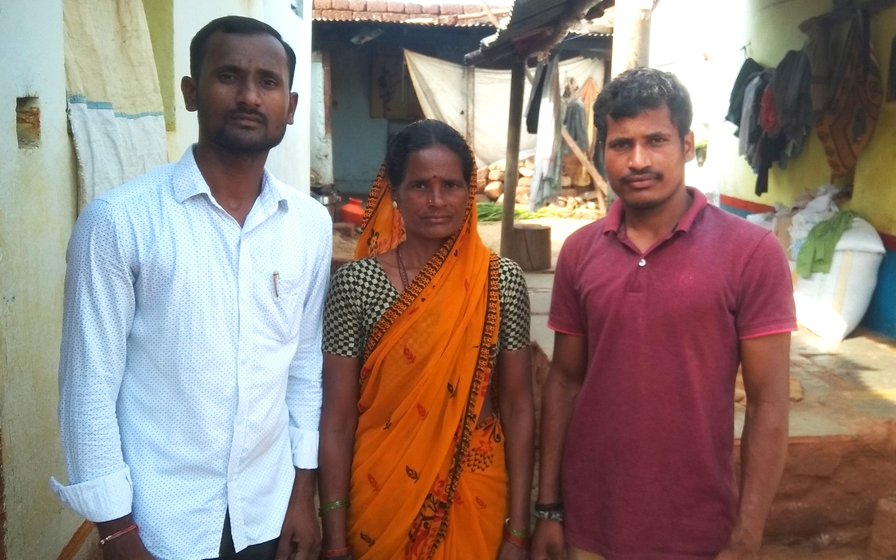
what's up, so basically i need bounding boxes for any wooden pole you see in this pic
[561,126,607,214]
[500,57,526,258]
[465,64,475,152]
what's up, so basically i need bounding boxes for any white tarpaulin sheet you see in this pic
[64,0,168,210]
[404,50,605,167]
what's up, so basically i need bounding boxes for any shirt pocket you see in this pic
[261,274,306,342]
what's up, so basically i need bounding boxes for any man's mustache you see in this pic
[228,110,267,124]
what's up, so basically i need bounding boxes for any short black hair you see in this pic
[593,67,693,151]
[189,15,297,88]
[385,120,474,187]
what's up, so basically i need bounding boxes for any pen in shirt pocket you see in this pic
[273,271,280,299]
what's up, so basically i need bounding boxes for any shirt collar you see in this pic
[604,186,708,235]
[675,187,708,232]
[171,145,289,212]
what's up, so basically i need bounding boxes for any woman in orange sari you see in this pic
[318,120,534,560]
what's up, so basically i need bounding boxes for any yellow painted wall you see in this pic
[854,7,896,235]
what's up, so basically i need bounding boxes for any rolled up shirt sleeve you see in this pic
[49,465,133,522]
[52,199,136,519]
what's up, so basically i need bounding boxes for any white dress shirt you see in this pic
[51,147,332,559]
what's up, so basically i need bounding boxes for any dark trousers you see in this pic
[206,511,280,560]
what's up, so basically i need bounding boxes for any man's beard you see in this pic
[206,110,286,155]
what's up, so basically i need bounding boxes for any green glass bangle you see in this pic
[503,518,528,540]
[318,499,349,516]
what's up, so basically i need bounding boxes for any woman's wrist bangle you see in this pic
[98,523,139,546]
[503,533,528,550]
[503,517,529,549]
[533,502,564,523]
[319,545,353,558]
[503,517,528,539]
[318,499,349,516]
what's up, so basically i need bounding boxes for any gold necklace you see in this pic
[396,245,410,291]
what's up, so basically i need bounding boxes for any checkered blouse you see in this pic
[323,256,530,357]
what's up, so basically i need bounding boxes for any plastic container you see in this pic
[340,197,365,227]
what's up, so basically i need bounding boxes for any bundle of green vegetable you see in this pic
[476,202,564,222]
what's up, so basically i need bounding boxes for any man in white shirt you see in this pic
[51,16,331,560]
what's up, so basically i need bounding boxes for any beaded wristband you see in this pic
[318,499,349,516]
[533,502,564,523]
[319,545,353,558]
[98,523,139,546]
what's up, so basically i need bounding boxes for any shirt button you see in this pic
[638,258,647,267]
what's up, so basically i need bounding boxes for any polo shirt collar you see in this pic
[675,187,709,232]
[604,186,709,235]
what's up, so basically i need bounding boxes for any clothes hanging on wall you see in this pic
[802,8,883,178]
[526,62,549,135]
[529,54,563,210]
[772,49,813,166]
[579,79,600,142]
[737,70,768,162]
[733,68,784,195]
[64,0,167,210]
[726,4,884,190]
[563,99,589,152]
[725,57,763,136]
[725,39,828,194]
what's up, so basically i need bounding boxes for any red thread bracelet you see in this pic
[503,532,528,550]
[98,523,139,546]
[503,517,529,547]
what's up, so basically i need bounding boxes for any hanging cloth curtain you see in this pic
[64,0,167,210]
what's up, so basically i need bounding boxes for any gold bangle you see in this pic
[318,499,349,516]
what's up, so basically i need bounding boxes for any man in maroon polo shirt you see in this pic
[531,67,796,560]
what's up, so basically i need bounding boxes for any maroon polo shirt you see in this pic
[548,188,796,559]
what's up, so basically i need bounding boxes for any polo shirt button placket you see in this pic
[638,258,647,267]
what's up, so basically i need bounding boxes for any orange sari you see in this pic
[349,165,505,559]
